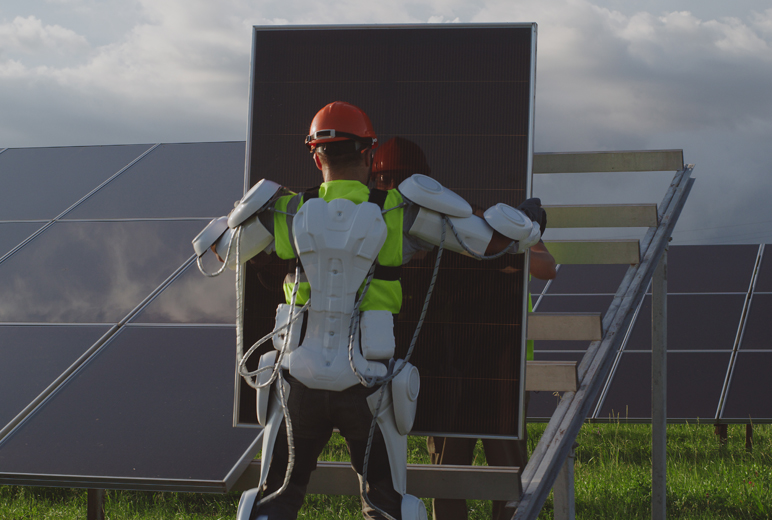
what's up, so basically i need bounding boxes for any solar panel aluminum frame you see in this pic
[0,322,265,493]
[236,23,538,441]
[0,432,264,493]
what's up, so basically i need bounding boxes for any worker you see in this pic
[426,238,555,520]
[192,101,546,520]
[370,136,556,520]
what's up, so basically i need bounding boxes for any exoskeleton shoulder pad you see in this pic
[483,203,535,241]
[228,179,282,228]
[398,174,472,218]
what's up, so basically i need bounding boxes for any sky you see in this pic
[1,0,771,246]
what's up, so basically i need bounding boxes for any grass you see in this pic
[1,423,770,519]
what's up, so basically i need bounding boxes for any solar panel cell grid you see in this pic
[0,220,204,323]
[64,142,246,220]
[738,294,772,350]
[0,222,44,258]
[0,325,110,431]
[722,352,772,419]
[753,247,772,292]
[664,244,758,293]
[542,264,628,294]
[0,145,152,221]
[595,352,730,420]
[533,294,615,315]
[0,326,258,484]
[132,259,236,324]
[623,294,746,351]
[242,25,535,438]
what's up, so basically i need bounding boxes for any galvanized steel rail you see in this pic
[514,165,694,519]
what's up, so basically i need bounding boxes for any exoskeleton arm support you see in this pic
[191,179,281,268]
[399,174,541,256]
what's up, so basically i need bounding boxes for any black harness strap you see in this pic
[368,189,402,282]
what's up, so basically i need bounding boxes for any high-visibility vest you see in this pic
[273,179,404,314]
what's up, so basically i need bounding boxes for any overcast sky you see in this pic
[1,0,771,245]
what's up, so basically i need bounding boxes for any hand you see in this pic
[518,198,547,235]
[211,244,225,263]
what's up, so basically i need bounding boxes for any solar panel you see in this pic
[64,142,246,220]
[753,248,772,292]
[664,244,758,293]
[0,145,152,220]
[543,264,628,294]
[595,352,730,421]
[240,25,536,439]
[739,294,772,350]
[623,294,745,351]
[132,260,236,324]
[529,277,549,296]
[534,294,615,315]
[0,325,110,431]
[721,352,772,420]
[0,222,44,258]
[0,326,259,491]
[0,220,204,323]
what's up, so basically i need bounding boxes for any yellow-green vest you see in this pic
[273,180,404,314]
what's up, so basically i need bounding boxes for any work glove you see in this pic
[518,198,547,236]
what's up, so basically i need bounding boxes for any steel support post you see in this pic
[652,247,667,520]
[87,489,105,520]
[553,445,576,520]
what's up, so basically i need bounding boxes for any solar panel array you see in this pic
[1,142,770,491]
[528,244,772,424]
[0,143,260,491]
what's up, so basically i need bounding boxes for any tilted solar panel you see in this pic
[0,325,110,433]
[239,24,536,439]
[0,326,260,491]
[65,142,246,220]
[0,145,152,220]
[0,220,204,323]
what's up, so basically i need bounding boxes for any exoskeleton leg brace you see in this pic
[236,364,290,520]
[366,361,427,520]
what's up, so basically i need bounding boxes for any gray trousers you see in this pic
[252,374,403,520]
[426,392,530,520]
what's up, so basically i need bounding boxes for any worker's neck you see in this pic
[322,166,369,185]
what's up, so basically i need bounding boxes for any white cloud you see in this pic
[0,15,89,57]
[0,0,771,242]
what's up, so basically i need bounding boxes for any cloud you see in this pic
[1,0,771,242]
[0,15,90,63]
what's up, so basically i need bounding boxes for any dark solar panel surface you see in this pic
[534,294,615,315]
[0,141,258,491]
[131,260,236,324]
[754,253,772,292]
[0,220,203,323]
[544,264,628,294]
[529,245,772,423]
[740,294,772,350]
[623,294,745,351]
[65,142,246,219]
[242,25,535,438]
[595,352,730,420]
[665,244,757,293]
[0,145,152,220]
[722,352,772,419]
[0,325,109,429]
[0,146,770,491]
[0,222,43,258]
[0,327,257,488]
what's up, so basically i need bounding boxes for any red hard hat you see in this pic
[306,101,378,152]
[372,137,431,179]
